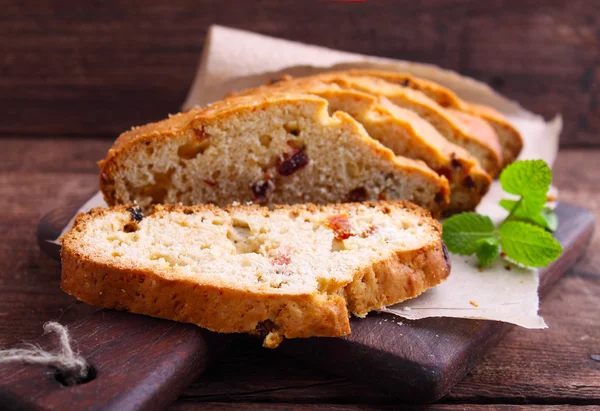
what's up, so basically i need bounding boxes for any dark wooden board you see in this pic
[0,311,229,411]
[1,0,600,147]
[0,200,590,409]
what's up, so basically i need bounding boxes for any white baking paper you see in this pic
[59,25,563,329]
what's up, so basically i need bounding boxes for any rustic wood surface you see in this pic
[0,138,598,409]
[2,0,600,147]
[0,310,229,411]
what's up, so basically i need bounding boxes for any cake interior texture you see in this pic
[101,94,448,216]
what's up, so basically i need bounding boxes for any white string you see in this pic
[0,322,90,384]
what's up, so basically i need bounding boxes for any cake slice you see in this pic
[100,93,449,217]
[342,69,523,168]
[61,201,451,347]
[314,73,503,177]
[234,79,491,214]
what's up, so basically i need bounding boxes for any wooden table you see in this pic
[0,138,598,410]
[2,1,600,408]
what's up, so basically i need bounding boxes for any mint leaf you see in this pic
[500,160,551,215]
[499,199,558,231]
[540,207,558,232]
[476,238,499,267]
[500,159,552,196]
[499,221,563,267]
[443,213,496,255]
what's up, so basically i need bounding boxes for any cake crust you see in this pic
[61,201,451,348]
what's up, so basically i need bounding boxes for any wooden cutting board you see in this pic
[0,202,594,410]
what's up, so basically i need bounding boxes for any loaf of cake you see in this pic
[100,93,450,216]
[341,69,523,168]
[61,201,451,347]
[233,78,491,214]
[313,72,504,177]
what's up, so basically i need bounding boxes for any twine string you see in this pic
[0,321,91,385]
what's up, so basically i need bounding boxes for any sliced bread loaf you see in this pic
[342,69,523,167]
[61,201,451,347]
[314,73,503,177]
[234,79,491,214]
[100,93,449,217]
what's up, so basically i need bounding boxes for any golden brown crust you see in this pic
[341,69,523,167]
[60,201,450,347]
[100,92,450,217]
[300,72,502,177]
[460,102,523,165]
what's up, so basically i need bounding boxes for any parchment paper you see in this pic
[60,25,563,329]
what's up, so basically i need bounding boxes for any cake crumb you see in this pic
[469,300,479,307]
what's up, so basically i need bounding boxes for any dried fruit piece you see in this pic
[435,166,452,180]
[347,187,368,202]
[255,319,276,336]
[278,150,308,176]
[126,206,144,222]
[463,175,476,189]
[325,214,354,240]
[450,153,462,169]
[203,179,217,188]
[251,177,274,200]
[269,254,291,266]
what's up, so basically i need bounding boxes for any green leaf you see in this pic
[499,221,563,267]
[476,238,499,267]
[499,198,518,213]
[499,199,558,231]
[500,159,552,197]
[442,213,496,255]
[540,207,558,232]
[500,160,551,216]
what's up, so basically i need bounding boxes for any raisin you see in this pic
[463,175,476,189]
[325,214,354,240]
[126,206,144,222]
[435,166,452,180]
[250,179,274,199]
[450,153,462,169]
[347,187,368,202]
[203,179,217,188]
[255,319,276,337]
[278,150,308,176]
[401,79,411,87]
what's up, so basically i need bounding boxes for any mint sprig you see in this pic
[499,222,562,267]
[442,160,562,268]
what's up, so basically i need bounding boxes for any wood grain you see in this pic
[0,311,228,411]
[0,138,598,409]
[1,1,599,146]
